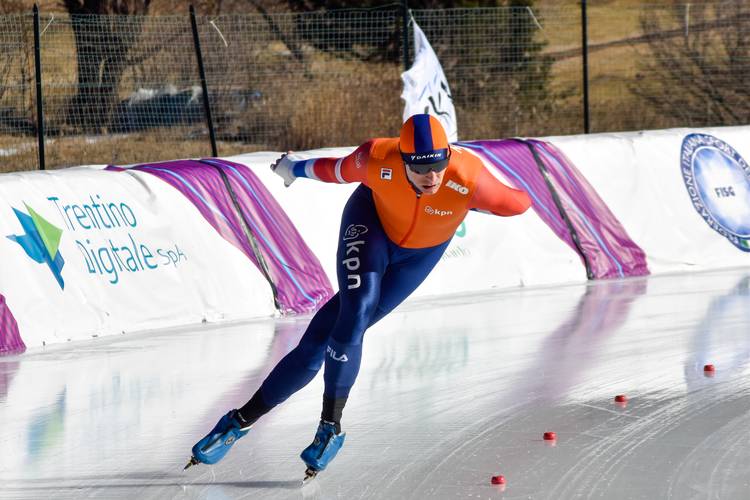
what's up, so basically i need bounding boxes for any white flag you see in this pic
[400,20,458,141]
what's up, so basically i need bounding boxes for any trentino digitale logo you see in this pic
[680,133,750,252]
[6,203,65,289]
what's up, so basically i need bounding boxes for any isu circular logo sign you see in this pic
[680,133,750,252]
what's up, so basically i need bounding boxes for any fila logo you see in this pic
[342,239,365,289]
[327,345,349,362]
[380,168,392,180]
[446,179,469,195]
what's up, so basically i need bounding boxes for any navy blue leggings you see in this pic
[259,185,450,405]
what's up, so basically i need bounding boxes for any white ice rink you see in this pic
[2,267,750,499]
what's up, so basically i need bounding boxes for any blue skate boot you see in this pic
[300,420,346,482]
[184,409,251,470]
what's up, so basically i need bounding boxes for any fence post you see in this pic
[189,5,218,157]
[32,4,46,170]
[581,0,590,134]
[401,0,410,72]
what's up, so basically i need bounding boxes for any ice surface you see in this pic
[1,268,750,499]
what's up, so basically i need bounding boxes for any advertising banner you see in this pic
[0,166,278,350]
[118,158,333,314]
[550,126,750,274]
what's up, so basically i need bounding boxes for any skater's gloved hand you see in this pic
[271,152,297,187]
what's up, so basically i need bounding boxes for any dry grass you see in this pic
[0,136,38,172]
[0,133,257,173]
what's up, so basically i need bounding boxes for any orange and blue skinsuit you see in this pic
[239,137,531,428]
[291,138,531,248]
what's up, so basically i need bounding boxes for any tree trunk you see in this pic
[62,0,150,133]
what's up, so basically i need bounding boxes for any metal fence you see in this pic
[0,2,748,172]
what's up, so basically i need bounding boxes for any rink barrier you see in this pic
[203,158,281,310]
[2,125,749,353]
[0,293,24,354]
[519,139,595,279]
[0,159,329,353]
[111,158,334,315]
[458,140,649,280]
[549,126,750,274]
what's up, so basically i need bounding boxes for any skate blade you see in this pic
[302,467,318,485]
[183,456,199,471]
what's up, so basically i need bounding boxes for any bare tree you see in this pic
[61,0,151,133]
[631,1,750,127]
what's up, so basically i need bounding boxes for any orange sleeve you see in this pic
[469,166,532,216]
[298,141,372,185]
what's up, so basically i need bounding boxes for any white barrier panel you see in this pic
[550,126,750,274]
[3,125,747,352]
[0,166,275,350]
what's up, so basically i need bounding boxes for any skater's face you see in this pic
[405,167,446,195]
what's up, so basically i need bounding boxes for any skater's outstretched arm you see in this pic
[468,166,532,216]
[270,141,373,187]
